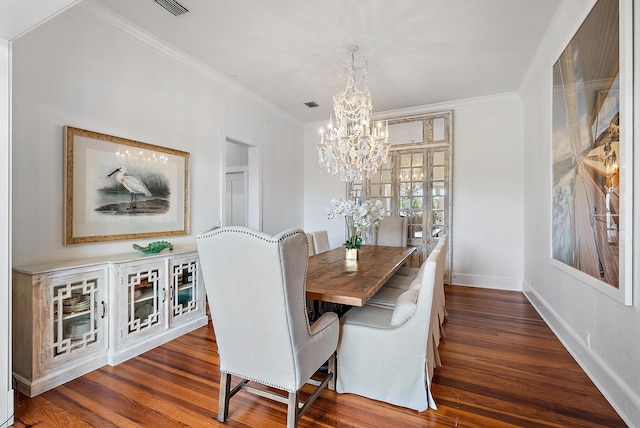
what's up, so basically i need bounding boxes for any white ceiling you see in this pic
[94,0,562,123]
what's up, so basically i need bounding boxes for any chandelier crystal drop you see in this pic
[318,45,390,183]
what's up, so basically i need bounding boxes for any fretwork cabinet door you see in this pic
[168,254,206,327]
[113,260,168,353]
[13,266,109,397]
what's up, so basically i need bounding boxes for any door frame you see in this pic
[221,136,262,230]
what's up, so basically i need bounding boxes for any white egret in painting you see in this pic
[106,166,152,209]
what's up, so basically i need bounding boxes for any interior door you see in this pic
[225,171,247,226]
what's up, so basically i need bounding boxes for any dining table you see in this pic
[305,245,416,307]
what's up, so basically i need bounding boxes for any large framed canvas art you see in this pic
[551,0,633,305]
[64,126,190,244]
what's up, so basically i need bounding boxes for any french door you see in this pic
[352,111,452,283]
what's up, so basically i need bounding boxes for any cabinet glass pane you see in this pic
[172,261,198,317]
[128,269,161,333]
[52,279,100,357]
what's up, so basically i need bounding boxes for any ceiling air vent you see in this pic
[154,0,189,16]
[304,101,319,108]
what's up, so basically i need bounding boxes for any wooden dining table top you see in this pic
[305,245,416,307]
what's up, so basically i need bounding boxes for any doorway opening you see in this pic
[224,138,261,230]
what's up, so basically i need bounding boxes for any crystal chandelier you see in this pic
[318,45,390,183]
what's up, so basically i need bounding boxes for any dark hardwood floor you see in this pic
[12,286,626,427]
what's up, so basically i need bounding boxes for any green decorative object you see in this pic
[133,241,173,254]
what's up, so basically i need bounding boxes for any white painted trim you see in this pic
[223,135,262,231]
[450,273,522,291]
[373,92,520,121]
[0,37,13,428]
[304,92,521,131]
[4,0,83,41]
[247,146,262,231]
[524,283,639,427]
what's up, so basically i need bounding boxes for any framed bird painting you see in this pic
[64,126,189,244]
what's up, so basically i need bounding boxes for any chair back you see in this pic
[377,216,408,247]
[196,226,314,391]
[305,232,316,257]
[312,230,330,254]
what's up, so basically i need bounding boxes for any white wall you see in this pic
[303,122,348,249]
[11,2,305,267]
[3,2,82,425]
[304,95,525,290]
[521,0,640,425]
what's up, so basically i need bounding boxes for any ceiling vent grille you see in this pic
[154,0,189,16]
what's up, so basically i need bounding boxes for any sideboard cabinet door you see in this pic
[168,255,206,327]
[13,267,109,397]
[113,261,168,354]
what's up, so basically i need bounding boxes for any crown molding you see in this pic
[74,0,302,126]
[519,0,597,96]
[305,92,520,129]
[374,92,520,121]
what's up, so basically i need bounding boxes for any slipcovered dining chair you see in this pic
[196,226,339,428]
[376,215,408,247]
[336,257,438,411]
[365,248,446,378]
[397,234,448,278]
[312,230,331,254]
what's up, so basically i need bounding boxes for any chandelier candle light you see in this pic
[318,45,390,183]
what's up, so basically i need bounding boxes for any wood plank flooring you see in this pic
[12,286,626,427]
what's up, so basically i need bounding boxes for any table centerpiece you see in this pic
[327,198,384,259]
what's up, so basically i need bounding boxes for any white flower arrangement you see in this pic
[327,198,385,249]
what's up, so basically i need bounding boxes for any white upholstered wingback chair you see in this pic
[196,226,339,427]
[336,258,438,411]
[305,232,316,257]
[376,215,408,247]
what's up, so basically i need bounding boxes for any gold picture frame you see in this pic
[64,126,190,244]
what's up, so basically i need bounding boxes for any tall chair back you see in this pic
[312,230,331,254]
[196,226,339,427]
[377,216,408,247]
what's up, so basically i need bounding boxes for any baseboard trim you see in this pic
[450,272,522,291]
[524,286,640,428]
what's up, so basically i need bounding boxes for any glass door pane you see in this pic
[52,278,101,357]
[171,260,198,318]
[128,269,161,333]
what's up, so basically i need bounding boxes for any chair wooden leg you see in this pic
[287,391,299,428]
[218,371,231,422]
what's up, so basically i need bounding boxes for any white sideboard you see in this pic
[12,247,208,397]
